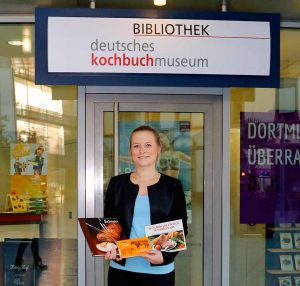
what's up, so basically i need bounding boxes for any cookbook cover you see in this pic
[145,219,187,252]
[117,237,151,258]
[78,218,123,256]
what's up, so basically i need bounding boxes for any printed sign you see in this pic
[48,17,270,76]
[240,112,300,224]
[9,143,47,203]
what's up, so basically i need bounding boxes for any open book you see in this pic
[78,218,123,256]
[79,218,187,258]
[145,219,187,252]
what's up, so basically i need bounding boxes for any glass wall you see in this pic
[0,24,78,285]
[230,28,300,286]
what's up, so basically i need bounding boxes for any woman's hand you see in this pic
[104,248,122,261]
[138,250,164,264]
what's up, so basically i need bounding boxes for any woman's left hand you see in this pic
[138,250,164,264]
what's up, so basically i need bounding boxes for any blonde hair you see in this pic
[129,125,161,148]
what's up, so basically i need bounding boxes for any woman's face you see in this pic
[130,130,161,168]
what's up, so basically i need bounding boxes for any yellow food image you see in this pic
[96,242,117,252]
[117,237,151,258]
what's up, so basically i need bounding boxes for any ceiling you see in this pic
[0,0,300,21]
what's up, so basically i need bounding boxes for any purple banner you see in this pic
[240,112,300,224]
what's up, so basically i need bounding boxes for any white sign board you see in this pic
[48,17,270,76]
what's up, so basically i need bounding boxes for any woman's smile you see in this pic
[130,131,161,168]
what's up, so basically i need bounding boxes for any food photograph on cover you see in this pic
[78,218,123,256]
[144,219,187,253]
[117,237,151,258]
[149,231,186,252]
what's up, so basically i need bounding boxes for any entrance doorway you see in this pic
[79,91,222,286]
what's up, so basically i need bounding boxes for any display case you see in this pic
[266,224,300,286]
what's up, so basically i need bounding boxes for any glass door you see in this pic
[83,95,222,286]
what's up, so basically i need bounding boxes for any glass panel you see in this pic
[103,111,204,286]
[0,24,78,285]
[230,28,300,286]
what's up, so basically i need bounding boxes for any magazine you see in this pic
[78,218,123,256]
[145,219,187,252]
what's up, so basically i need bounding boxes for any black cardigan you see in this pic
[104,172,188,266]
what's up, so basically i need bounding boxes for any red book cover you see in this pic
[78,218,123,256]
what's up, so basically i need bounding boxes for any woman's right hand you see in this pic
[104,248,122,261]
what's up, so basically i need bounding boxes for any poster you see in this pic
[10,143,47,176]
[240,112,300,223]
[118,121,192,223]
[8,143,47,211]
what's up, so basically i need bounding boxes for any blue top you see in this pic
[110,195,174,274]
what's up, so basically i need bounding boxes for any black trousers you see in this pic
[15,238,41,265]
[108,266,175,286]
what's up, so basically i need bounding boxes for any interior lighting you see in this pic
[22,27,32,53]
[154,0,166,6]
[7,40,23,46]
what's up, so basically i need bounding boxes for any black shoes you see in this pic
[35,260,48,270]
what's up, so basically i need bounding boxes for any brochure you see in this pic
[280,255,294,271]
[294,233,300,249]
[278,276,292,286]
[294,255,300,271]
[117,237,151,258]
[280,233,293,249]
[294,276,300,286]
[145,219,187,252]
[78,218,123,256]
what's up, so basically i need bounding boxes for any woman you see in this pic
[104,125,188,286]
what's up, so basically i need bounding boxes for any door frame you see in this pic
[78,87,225,286]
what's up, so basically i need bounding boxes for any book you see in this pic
[294,276,300,286]
[117,237,151,258]
[279,223,292,228]
[294,255,300,271]
[280,255,294,271]
[145,219,187,252]
[79,218,187,257]
[280,233,293,249]
[78,218,123,256]
[278,276,292,286]
[294,233,300,249]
